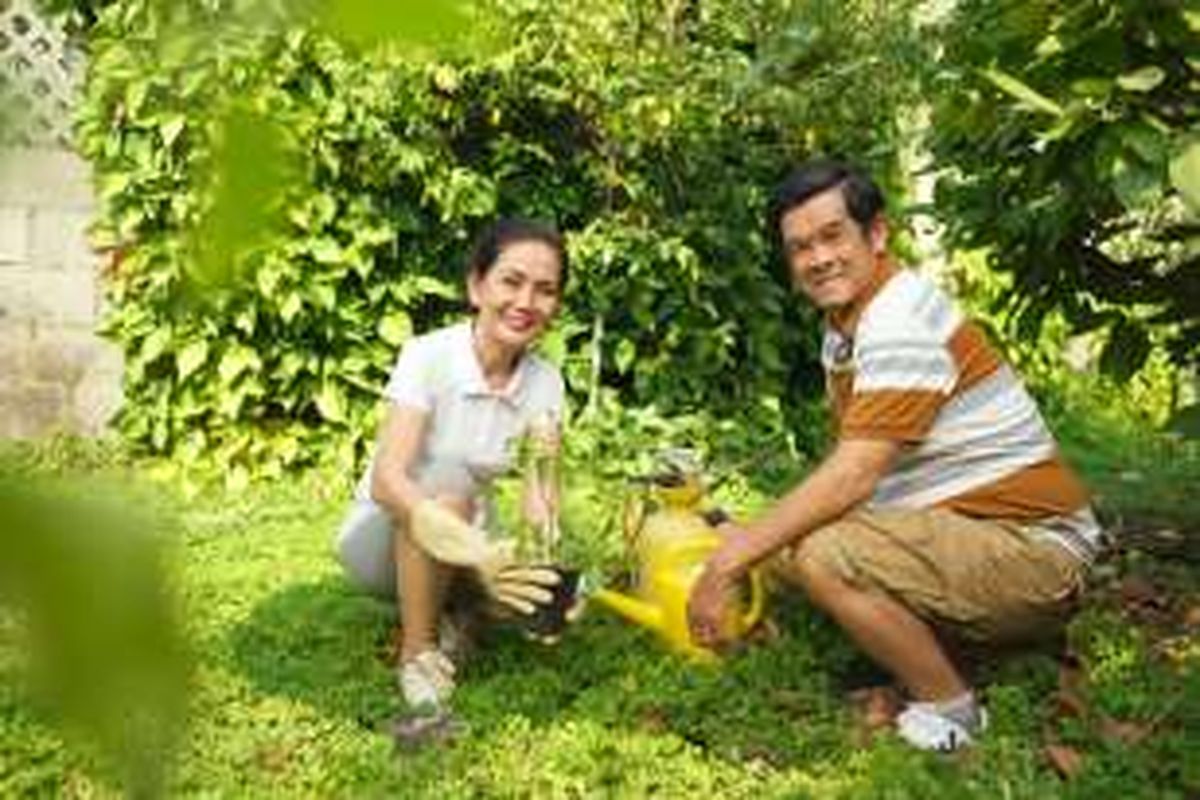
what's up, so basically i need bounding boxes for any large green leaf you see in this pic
[1116,66,1166,93]
[315,382,347,423]
[217,346,261,386]
[979,67,1064,116]
[377,312,412,347]
[175,340,209,381]
[1169,140,1200,215]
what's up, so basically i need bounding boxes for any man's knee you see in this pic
[775,530,851,601]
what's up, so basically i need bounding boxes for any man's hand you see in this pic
[687,525,757,648]
[477,541,562,616]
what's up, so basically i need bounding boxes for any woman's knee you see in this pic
[336,502,398,597]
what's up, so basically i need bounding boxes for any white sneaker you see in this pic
[399,649,456,711]
[895,703,987,752]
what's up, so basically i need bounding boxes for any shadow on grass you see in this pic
[226,574,876,768]
[226,575,399,729]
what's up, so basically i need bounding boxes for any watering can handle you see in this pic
[740,568,765,631]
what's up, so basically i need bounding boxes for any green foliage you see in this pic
[75,0,924,473]
[928,0,1200,376]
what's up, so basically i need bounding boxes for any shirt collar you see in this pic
[451,320,531,402]
[827,254,898,338]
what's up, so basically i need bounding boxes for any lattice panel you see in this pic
[0,0,82,147]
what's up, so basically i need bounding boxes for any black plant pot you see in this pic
[523,565,582,640]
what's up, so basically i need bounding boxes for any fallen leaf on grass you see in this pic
[848,685,903,745]
[637,706,670,734]
[1119,576,1169,611]
[1153,634,1200,668]
[1054,653,1088,719]
[1098,716,1154,745]
[1045,743,1085,779]
[1053,689,1087,719]
[1182,605,1200,630]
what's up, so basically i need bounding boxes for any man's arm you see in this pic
[707,437,901,578]
[688,437,900,646]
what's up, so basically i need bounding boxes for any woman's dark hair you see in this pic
[466,218,569,287]
[768,158,886,238]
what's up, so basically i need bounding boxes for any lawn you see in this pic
[2,424,1199,798]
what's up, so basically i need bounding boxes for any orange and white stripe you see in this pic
[824,269,1102,561]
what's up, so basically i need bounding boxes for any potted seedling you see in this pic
[494,413,582,642]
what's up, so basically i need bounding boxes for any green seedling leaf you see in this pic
[980,67,1065,116]
[1116,66,1166,93]
[1169,140,1200,215]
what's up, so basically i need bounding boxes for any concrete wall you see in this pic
[0,147,121,438]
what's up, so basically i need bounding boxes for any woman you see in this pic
[336,218,568,712]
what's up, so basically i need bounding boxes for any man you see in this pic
[687,158,1102,751]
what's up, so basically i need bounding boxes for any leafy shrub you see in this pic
[927,0,1200,378]
[74,0,923,474]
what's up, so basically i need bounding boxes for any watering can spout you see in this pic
[592,588,664,634]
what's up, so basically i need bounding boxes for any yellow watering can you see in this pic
[592,453,764,662]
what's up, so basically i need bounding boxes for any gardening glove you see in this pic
[409,499,492,567]
[477,541,561,616]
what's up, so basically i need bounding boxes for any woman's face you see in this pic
[468,238,563,351]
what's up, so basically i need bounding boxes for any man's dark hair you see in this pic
[768,158,886,237]
[466,218,569,287]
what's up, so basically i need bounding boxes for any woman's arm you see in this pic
[369,404,431,523]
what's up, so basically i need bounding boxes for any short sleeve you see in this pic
[543,369,566,417]
[382,339,434,411]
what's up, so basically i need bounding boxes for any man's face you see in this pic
[779,186,887,311]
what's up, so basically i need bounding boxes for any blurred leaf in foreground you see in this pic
[0,474,189,798]
[188,103,298,288]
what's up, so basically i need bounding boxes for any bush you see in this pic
[74,0,923,474]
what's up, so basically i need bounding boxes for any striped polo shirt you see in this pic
[824,264,1102,561]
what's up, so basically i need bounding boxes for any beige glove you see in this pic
[408,499,492,566]
[477,541,562,616]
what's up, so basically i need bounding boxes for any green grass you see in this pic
[2,418,1199,798]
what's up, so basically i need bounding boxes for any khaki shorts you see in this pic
[786,508,1085,643]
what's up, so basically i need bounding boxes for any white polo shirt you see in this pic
[356,321,565,503]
